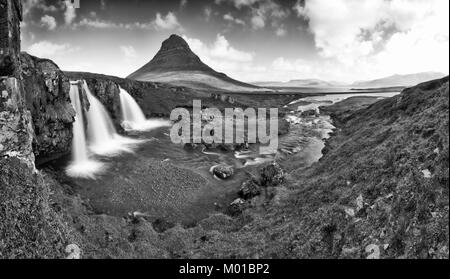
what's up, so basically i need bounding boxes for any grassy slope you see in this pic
[174,77,449,259]
[0,158,71,258]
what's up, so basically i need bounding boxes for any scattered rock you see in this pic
[344,207,355,217]
[356,194,364,211]
[65,244,81,259]
[238,179,261,200]
[227,198,248,216]
[421,169,432,178]
[260,162,285,187]
[365,244,380,259]
[213,164,234,179]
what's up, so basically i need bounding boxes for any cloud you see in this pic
[184,34,254,63]
[180,0,188,8]
[181,34,262,80]
[40,15,57,30]
[154,12,181,30]
[215,0,262,9]
[27,41,79,58]
[204,7,213,21]
[275,26,286,36]
[23,0,58,16]
[294,0,449,78]
[120,45,137,60]
[224,14,246,26]
[251,14,265,29]
[216,0,289,31]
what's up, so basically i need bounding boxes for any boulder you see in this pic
[213,164,234,179]
[238,179,261,200]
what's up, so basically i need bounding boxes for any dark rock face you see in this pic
[213,164,234,180]
[0,0,22,77]
[0,77,34,164]
[82,78,121,122]
[20,53,75,164]
[260,162,285,187]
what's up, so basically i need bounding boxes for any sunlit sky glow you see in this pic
[21,0,449,83]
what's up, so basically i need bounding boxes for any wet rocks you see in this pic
[213,164,234,179]
[238,179,261,200]
[260,162,285,187]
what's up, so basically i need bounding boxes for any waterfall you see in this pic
[81,81,139,156]
[66,82,104,178]
[119,87,170,131]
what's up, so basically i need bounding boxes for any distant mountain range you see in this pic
[254,79,343,88]
[350,72,447,88]
[127,34,261,92]
[254,72,447,89]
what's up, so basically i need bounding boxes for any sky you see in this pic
[21,0,449,83]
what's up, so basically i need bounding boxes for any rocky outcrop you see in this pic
[0,77,34,166]
[20,53,75,164]
[212,164,234,179]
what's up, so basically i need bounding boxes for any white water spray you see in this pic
[66,82,104,178]
[119,87,170,131]
[81,81,140,156]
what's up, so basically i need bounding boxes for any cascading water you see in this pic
[119,87,170,131]
[81,81,139,156]
[66,82,104,178]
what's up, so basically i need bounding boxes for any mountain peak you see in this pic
[127,34,260,91]
[161,34,190,51]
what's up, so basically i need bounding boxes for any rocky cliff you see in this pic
[20,53,75,164]
[1,0,71,259]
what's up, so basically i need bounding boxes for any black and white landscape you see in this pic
[0,0,449,260]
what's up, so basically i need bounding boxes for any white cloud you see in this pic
[275,26,286,36]
[224,13,246,26]
[40,15,57,30]
[27,41,79,58]
[251,14,265,29]
[181,34,263,80]
[204,7,213,21]
[180,0,188,8]
[294,0,449,79]
[120,45,137,60]
[154,12,181,30]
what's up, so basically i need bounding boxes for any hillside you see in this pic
[352,72,446,88]
[167,76,448,259]
[127,34,262,92]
